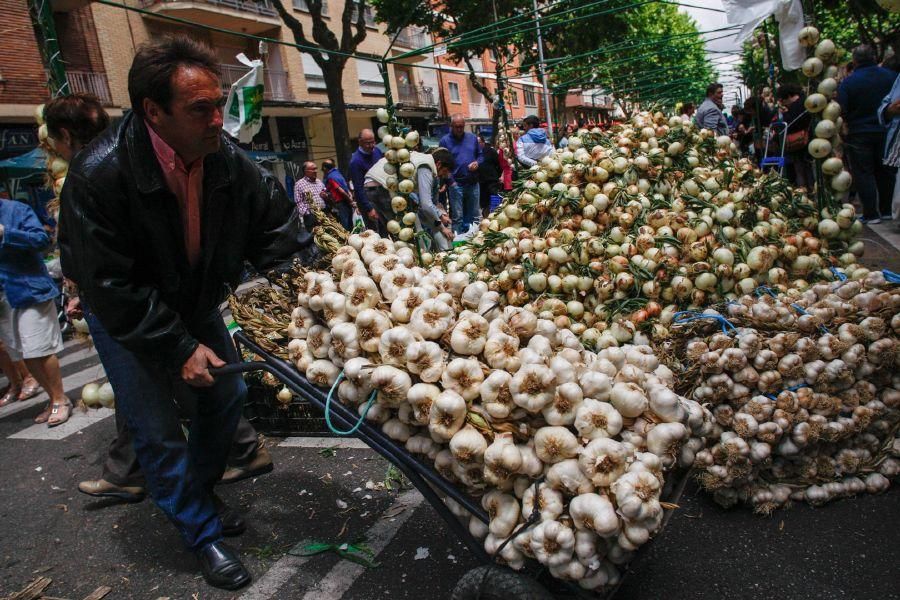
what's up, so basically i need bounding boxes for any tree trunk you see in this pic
[324,64,352,174]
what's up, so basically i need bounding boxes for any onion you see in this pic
[831,170,852,192]
[802,57,824,78]
[82,383,102,408]
[814,120,836,139]
[804,94,828,113]
[98,383,115,408]
[822,157,844,176]
[808,138,832,159]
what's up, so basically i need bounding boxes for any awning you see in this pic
[0,147,46,180]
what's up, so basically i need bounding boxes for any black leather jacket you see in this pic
[59,112,299,370]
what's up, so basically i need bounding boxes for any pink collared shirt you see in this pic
[146,121,204,268]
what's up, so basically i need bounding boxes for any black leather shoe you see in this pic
[195,541,251,591]
[213,494,246,537]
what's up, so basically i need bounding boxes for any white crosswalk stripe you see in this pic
[2,336,112,437]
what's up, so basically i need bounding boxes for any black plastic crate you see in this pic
[242,377,333,437]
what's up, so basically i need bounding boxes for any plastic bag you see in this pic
[223,53,264,143]
[352,208,366,232]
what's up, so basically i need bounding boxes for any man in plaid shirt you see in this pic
[293,161,326,227]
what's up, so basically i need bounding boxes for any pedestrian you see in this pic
[0,344,40,406]
[0,197,70,425]
[477,135,502,217]
[695,83,729,135]
[348,128,384,233]
[515,114,554,168]
[411,148,455,251]
[680,102,696,123]
[293,161,327,229]
[439,114,482,233]
[321,159,355,231]
[558,124,575,149]
[776,83,814,190]
[58,36,300,591]
[44,93,273,506]
[838,44,899,224]
[878,54,900,223]
[498,142,514,194]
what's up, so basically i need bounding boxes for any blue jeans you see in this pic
[449,182,480,233]
[331,200,354,231]
[83,305,245,551]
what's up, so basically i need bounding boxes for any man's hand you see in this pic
[441,226,454,240]
[319,189,330,200]
[0,223,4,240]
[65,296,83,320]
[181,344,225,387]
[367,208,379,222]
[887,99,900,118]
[468,161,479,172]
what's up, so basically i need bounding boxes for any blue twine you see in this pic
[790,303,829,334]
[673,310,737,334]
[883,269,900,284]
[829,267,847,282]
[754,286,778,298]
[325,370,377,436]
[764,383,811,401]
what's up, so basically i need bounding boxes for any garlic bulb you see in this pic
[480,370,515,419]
[441,357,485,401]
[450,314,490,355]
[410,299,455,339]
[355,308,392,353]
[428,390,467,441]
[579,438,629,487]
[575,399,624,440]
[534,426,580,464]
[569,493,620,537]
[371,365,411,407]
[379,326,418,366]
[510,364,556,412]
[405,341,445,383]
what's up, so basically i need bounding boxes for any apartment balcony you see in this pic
[220,64,293,101]
[468,102,490,120]
[394,27,428,50]
[396,84,436,109]
[67,71,112,105]
[139,0,280,34]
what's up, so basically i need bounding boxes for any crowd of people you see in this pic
[301,111,550,250]
[692,44,900,227]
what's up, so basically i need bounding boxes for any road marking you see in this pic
[278,437,369,449]
[240,540,320,600]
[299,488,424,600]
[8,407,115,440]
[240,488,424,600]
[0,366,107,420]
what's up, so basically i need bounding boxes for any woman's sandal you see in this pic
[17,377,41,401]
[34,403,52,424]
[47,399,73,427]
[0,386,22,408]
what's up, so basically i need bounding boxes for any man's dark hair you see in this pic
[852,44,877,66]
[706,83,723,97]
[128,35,221,118]
[44,93,110,146]
[776,83,803,101]
[322,159,336,172]
[523,115,541,128]
[682,102,695,112]
[430,147,455,171]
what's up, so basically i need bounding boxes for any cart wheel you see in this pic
[451,565,554,600]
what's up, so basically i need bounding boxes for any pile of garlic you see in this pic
[285,231,713,591]
[667,272,900,512]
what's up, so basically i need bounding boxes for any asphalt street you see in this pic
[1,223,899,600]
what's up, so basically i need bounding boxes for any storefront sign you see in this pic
[277,117,308,153]
[0,126,38,158]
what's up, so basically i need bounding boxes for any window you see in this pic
[449,81,461,103]
[357,60,385,95]
[349,1,376,27]
[524,88,537,107]
[292,0,328,15]
[302,54,327,90]
[509,90,519,107]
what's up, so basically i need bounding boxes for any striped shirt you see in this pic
[293,176,326,216]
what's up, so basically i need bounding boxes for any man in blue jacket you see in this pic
[348,128,383,233]
[440,114,483,233]
[0,198,70,425]
[838,45,899,224]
